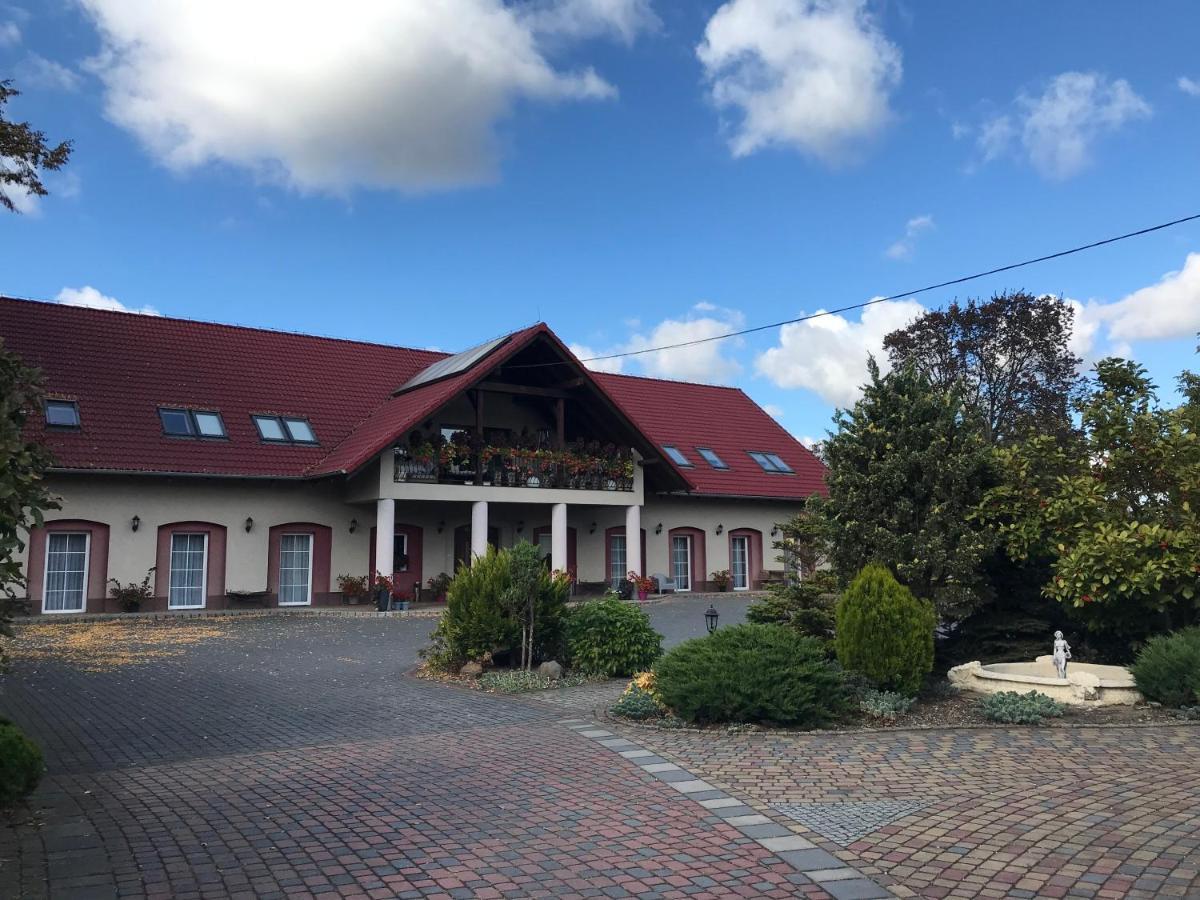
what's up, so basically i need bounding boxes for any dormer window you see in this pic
[662,445,693,467]
[696,447,728,470]
[44,399,80,429]
[253,415,318,445]
[159,408,227,438]
[748,451,794,474]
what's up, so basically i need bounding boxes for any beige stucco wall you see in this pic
[12,473,800,607]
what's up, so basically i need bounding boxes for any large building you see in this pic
[1,297,826,614]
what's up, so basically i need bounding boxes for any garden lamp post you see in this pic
[704,604,719,634]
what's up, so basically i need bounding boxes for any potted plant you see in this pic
[628,571,655,602]
[711,569,731,592]
[393,588,411,611]
[373,572,393,612]
[108,568,155,613]
[426,572,451,603]
[337,573,369,605]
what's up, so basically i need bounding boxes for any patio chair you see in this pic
[651,573,677,593]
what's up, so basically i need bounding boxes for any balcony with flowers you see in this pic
[394,431,635,492]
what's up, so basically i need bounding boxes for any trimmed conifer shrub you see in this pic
[1131,627,1200,708]
[653,623,847,727]
[835,564,936,697]
[0,721,43,806]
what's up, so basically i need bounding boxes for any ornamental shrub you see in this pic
[566,598,662,677]
[835,564,936,697]
[611,684,664,720]
[653,623,847,727]
[1130,627,1200,708]
[979,690,1064,725]
[0,720,43,806]
[432,548,518,663]
[746,570,838,652]
[859,689,914,722]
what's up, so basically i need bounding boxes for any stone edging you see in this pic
[560,717,895,899]
[11,607,445,625]
[598,706,1200,737]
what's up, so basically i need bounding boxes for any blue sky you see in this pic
[3,0,1199,444]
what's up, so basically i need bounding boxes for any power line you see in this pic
[536,211,1200,367]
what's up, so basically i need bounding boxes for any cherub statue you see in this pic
[1052,630,1072,679]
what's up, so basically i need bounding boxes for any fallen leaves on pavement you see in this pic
[5,619,235,672]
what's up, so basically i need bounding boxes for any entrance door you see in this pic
[43,533,89,613]
[671,534,692,592]
[453,524,500,571]
[730,535,749,591]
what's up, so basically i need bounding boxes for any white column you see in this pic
[375,498,395,576]
[471,500,489,560]
[625,504,642,576]
[551,503,568,572]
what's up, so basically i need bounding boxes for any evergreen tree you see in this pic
[822,359,996,620]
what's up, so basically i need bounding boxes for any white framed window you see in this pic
[393,532,409,572]
[536,532,553,560]
[279,533,313,606]
[169,533,208,609]
[43,532,89,613]
[609,535,626,588]
[671,535,692,591]
[731,535,750,591]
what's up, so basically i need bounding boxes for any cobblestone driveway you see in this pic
[617,724,1200,899]
[0,617,829,899]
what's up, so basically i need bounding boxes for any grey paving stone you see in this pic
[821,877,894,900]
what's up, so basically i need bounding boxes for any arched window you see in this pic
[156,522,227,610]
[268,523,332,606]
[29,519,110,614]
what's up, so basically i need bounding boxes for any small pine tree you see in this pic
[835,564,936,696]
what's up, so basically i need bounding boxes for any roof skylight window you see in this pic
[748,451,794,474]
[44,399,80,428]
[662,445,693,467]
[696,447,728,470]
[160,408,226,438]
[253,415,318,445]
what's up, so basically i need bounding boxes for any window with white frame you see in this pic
[43,532,88,613]
[671,534,692,591]
[279,533,313,605]
[609,534,626,588]
[169,533,208,608]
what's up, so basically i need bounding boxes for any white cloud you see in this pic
[16,54,82,92]
[523,0,659,44]
[1179,76,1200,97]
[78,0,640,194]
[696,0,902,162]
[884,213,934,260]
[1076,254,1200,345]
[572,303,746,383]
[975,72,1150,179]
[55,286,160,316]
[755,299,925,407]
[0,155,41,214]
[0,20,19,46]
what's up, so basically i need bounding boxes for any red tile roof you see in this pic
[594,373,827,499]
[0,296,825,498]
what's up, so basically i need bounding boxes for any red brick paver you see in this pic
[617,724,1200,898]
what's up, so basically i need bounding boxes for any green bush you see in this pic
[426,545,571,668]
[746,571,837,651]
[979,690,1064,725]
[611,685,664,720]
[0,721,43,806]
[859,689,914,722]
[1130,627,1200,708]
[835,564,936,696]
[653,623,848,727]
[565,598,662,677]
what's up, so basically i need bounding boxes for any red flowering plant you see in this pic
[628,571,655,593]
[373,572,393,595]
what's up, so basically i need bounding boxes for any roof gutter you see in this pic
[48,466,332,482]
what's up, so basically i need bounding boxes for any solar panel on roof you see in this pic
[397,335,509,393]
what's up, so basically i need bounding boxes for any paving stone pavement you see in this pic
[612,724,1200,899]
[0,616,841,899]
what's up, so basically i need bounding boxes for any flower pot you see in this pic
[637,589,648,602]
[375,588,391,612]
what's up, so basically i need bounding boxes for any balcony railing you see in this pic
[394,444,634,491]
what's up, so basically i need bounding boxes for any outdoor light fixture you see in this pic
[437,520,445,534]
[131,515,140,532]
[771,526,780,537]
[715,523,724,535]
[245,516,254,533]
[704,605,719,634]
[349,518,358,534]
[655,523,663,534]
[516,520,524,534]
[589,521,597,534]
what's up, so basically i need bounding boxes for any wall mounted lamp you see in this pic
[589,521,597,534]
[245,516,254,533]
[715,523,724,535]
[516,520,525,534]
[655,523,663,535]
[437,520,445,534]
[349,518,358,534]
[771,526,780,537]
[131,515,140,532]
